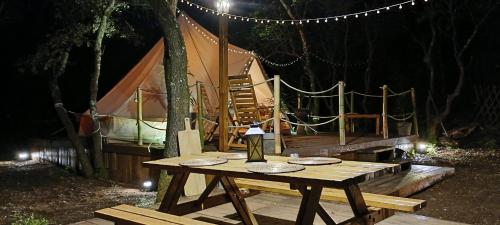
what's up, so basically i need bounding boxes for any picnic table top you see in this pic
[143,152,400,188]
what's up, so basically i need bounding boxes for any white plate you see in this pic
[288,157,342,165]
[246,162,305,174]
[179,158,228,167]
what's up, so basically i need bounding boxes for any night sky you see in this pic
[1,0,499,142]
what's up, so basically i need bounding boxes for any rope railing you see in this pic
[349,91,383,98]
[387,113,415,121]
[387,88,411,96]
[140,119,167,131]
[229,78,275,90]
[280,80,339,95]
[281,116,339,127]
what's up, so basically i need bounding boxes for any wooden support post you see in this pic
[411,88,419,136]
[136,88,143,145]
[297,93,302,109]
[196,82,205,148]
[218,14,229,152]
[274,75,281,154]
[350,91,355,133]
[339,81,346,145]
[382,85,389,139]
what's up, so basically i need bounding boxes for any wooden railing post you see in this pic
[339,81,346,145]
[382,85,388,139]
[274,75,281,154]
[411,88,419,136]
[350,91,355,133]
[196,82,205,148]
[136,88,143,145]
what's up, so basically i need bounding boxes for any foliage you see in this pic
[11,213,49,225]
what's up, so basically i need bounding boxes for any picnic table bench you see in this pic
[140,152,425,225]
[95,204,214,225]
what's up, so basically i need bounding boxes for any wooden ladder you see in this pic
[228,74,262,147]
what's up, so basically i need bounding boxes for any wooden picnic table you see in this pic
[143,152,401,225]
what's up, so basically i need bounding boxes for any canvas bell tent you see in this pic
[79,14,273,144]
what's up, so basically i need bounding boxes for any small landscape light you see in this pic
[143,180,153,192]
[18,152,29,160]
[416,142,428,153]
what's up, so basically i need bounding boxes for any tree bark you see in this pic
[49,51,94,177]
[89,0,116,177]
[148,0,189,202]
[279,0,319,116]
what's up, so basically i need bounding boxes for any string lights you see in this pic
[179,0,425,25]
[179,11,382,68]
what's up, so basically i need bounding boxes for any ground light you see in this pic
[18,152,29,161]
[142,180,153,192]
[416,142,428,153]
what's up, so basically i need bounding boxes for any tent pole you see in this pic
[136,88,143,145]
[196,81,205,148]
[274,75,281,155]
[218,14,229,152]
[382,85,389,139]
[338,81,346,145]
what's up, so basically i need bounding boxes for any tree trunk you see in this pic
[89,0,116,177]
[49,51,94,177]
[279,0,319,116]
[148,0,189,202]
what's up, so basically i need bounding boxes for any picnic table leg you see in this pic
[295,185,323,225]
[297,186,337,225]
[158,171,190,212]
[220,176,258,225]
[344,184,373,225]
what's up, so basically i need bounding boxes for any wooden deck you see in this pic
[72,193,467,225]
[282,133,418,157]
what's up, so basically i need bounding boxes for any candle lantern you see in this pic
[245,124,266,162]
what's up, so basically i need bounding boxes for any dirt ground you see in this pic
[0,147,499,225]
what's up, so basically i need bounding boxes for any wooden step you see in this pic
[358,146,395,162]
[382,158,412,171]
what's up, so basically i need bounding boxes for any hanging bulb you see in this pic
[386,6,390,10]
[377,10,380,14]
[291,21,294,24]
[276,20,279,24]
[399,4,403,9]
[365,12,368,16]
[282,20,285,24]
[324,18,328,22]
[260,20,264,23]
[267,20,270,23]
[411,1,415,5]
[316,19,320,23]
[307,20,310,23]
[355,14,359,18]
[299,21,302,24]
[343,15,347,19]
[247,18,250,21]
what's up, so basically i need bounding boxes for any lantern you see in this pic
[245,124,266,162]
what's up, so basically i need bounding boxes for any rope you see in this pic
[349,91,383,98]
[202,117,219,125]
[229,78,275,90]
[281,116,339,127]
[308,94,339,98]
[285,113,318,134]
[228,117,275,128]
[308,115,339,119]
[387,89,411,97]
[140,120,167,131]
[387,113,414,121]
[281,80,339,95]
